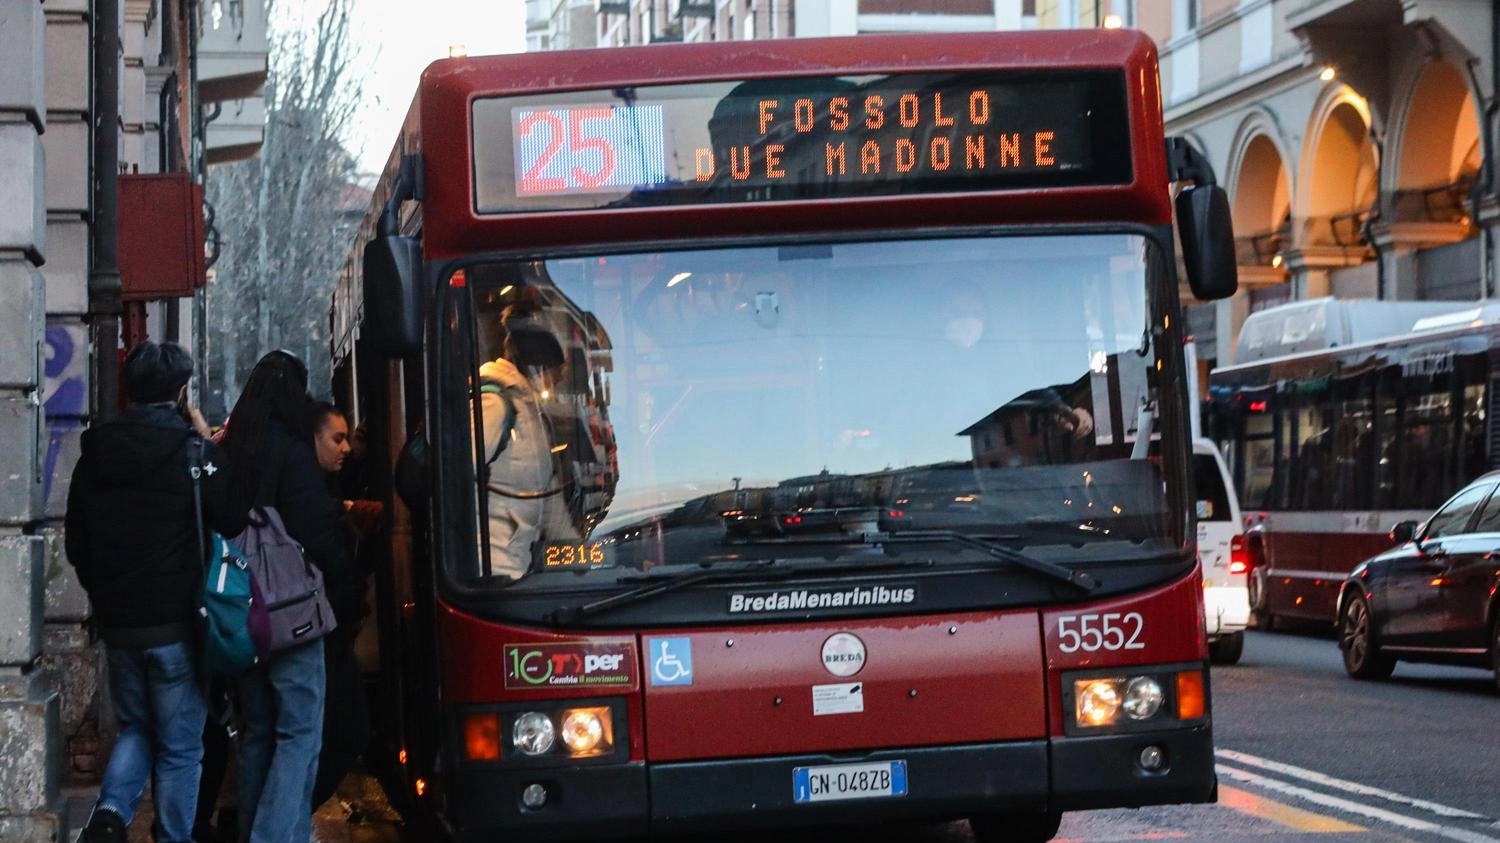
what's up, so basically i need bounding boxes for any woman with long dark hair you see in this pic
[221,350,354,843]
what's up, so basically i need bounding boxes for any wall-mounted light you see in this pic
[1320,66,1336,82]
[450,44,469,58]
[1271,254,1284,268]
[1104,14,1123,28]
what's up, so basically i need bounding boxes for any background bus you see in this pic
[1206,297,1497,626]
[334,31,1237,843]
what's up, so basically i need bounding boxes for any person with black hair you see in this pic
[220,350,355,843]
[306,401,376,810]
[66,341,247,843]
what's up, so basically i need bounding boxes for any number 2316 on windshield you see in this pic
[540,541,613,570]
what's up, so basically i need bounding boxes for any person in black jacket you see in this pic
[66,341,247,843]
[307,402,376,810]
[220,350,355,843]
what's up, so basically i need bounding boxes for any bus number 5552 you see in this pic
[1056,612,1146,653]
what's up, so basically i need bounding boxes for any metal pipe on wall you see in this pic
[90,0,123,418]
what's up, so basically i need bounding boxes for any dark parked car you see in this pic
[1336,472,1500,690]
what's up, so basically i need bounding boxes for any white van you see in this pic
[1194,439,1250,664]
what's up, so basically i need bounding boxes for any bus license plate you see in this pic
[792,761,908,803]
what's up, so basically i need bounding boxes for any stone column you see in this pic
[1478,195,1500,299]
[41,0,112,801]
[1281,246,1367,301]
[1369,220,1470,300]
[0,0,64,839]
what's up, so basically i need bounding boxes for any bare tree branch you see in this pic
[206,0,366,416]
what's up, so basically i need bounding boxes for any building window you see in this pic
[1186,0,1198,29]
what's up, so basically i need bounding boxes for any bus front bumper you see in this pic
[447,728,1215,840]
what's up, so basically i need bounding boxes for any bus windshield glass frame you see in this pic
[440,231,1181,591]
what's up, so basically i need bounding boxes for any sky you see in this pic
[346,0,526,177]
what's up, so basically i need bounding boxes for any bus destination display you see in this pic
[472,71,1131,213]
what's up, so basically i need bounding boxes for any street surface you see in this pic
[303,628,1500,843]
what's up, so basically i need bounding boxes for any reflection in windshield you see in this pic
[458,235,1170,582]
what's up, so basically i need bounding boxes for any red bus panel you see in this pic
[638,612,1045,762]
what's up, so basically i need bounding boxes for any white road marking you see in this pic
[1217,764,1500,843]
[1217,749,1487,820]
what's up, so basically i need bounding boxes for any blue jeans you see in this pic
[236,639,325,843]
[96,641,207,843]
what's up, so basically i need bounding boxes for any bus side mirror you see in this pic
[1176,184,1238,301]
[1389,520,1418,545]
[363,235,423,357]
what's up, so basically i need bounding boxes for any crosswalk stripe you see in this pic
[1218,764,1500,843]
[1218,784,1366,833]
[1218,749,1488,820]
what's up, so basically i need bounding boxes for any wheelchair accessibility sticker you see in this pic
[649,637,694,687]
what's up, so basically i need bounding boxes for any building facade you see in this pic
[1157,0,1496,369]
[0,0,266,837]
[524,0,1071,49]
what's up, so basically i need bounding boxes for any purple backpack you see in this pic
[231,507,336,655]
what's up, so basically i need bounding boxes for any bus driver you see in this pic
[477,308,580,578]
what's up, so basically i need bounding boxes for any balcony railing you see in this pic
[1391,175,1478,226]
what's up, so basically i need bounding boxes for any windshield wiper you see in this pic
[717,529,1096,592]
[879,530,1098,592]
[546,557,938,623]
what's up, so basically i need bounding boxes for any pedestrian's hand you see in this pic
[187,406,213,440]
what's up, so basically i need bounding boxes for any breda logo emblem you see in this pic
[821,632,866,677]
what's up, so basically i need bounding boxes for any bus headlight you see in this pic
[512,711,555,756]
[1075,679,1122,726]
[559,708,611,756]
[1123,677,1164,719]
[1066,666,1207,733]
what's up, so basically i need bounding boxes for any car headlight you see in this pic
[512,711,555,756]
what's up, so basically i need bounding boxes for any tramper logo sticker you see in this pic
[504,640,638,690]
[821,632,867,677]
[727,585,917,615]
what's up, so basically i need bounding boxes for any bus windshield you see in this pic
[454,233,1175,585]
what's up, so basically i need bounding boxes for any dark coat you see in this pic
[252,419,361,626]
[64,405,248,648]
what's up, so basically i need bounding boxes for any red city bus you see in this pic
[1206,298,1496,626]
[333,31,1238,842]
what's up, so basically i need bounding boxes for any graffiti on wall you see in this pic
[43,325,88,516]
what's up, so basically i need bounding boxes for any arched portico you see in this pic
[1227,126,1292,289]
[1376,59,1483,299]
[1290,85,1379,299]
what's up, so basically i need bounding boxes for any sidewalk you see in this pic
[62,769,404,843]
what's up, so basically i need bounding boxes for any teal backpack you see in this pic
[199,534,259,676]
[190,439,259,677]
